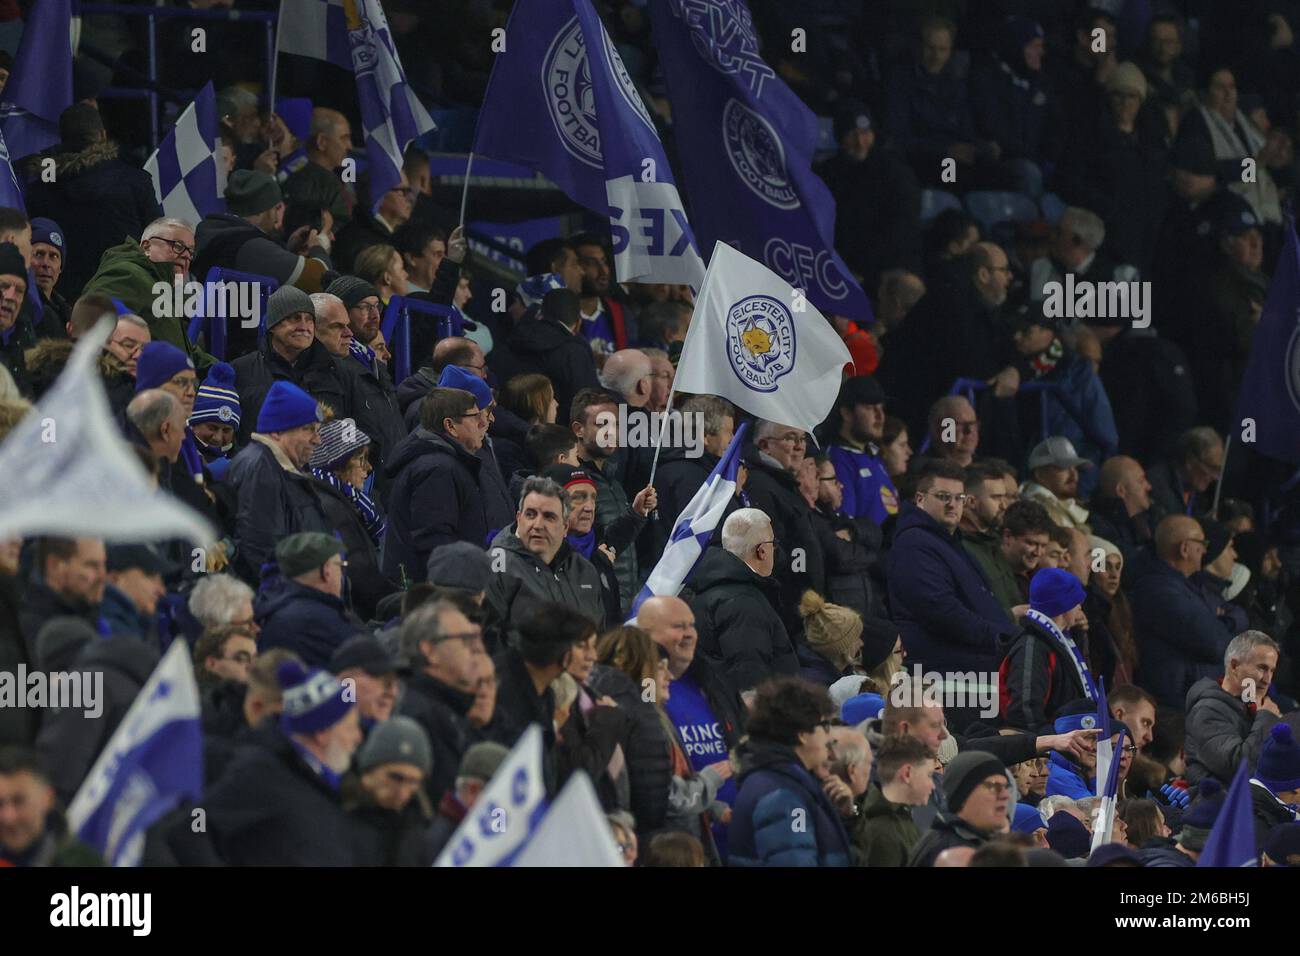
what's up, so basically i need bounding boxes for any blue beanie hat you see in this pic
[1012,802,1044,833]
[190,362,241,429]
[30,217,64,253]
[840,692,885,726]
[1030,568,1087,618]
[1053,698,1102,735]
[135,341,194,392]
[438,364,493,411]
[1257,723,1300,793]
[1180,779,1225,830]
[257,380,323,433]
[277,659,353,735]
[1046,811,1090,858]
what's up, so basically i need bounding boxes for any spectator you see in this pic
[958,461,1013,603]
[383,387,488,583]
[344,716,434,866]
[573,233,636,356]
[1138,780,1224,866]
[28,219,70,340]
[327,276,384,358]
[353,243,409,305]
[230,286,351,444]
[333,169,415,273]
[425,741,510,861]
[189,574,257,635]
[188,361,241,476]
[0,243,34,394]
[330,635,399,727]
[0,747,101,866]
[826,376,900,524]
[909,750,1010,866]
[485,476,606,630]
[495,288,600,419]
[281,108,355,233]
[25,103,161,299]
[204,660,362,865]
[879,416,913,480]
[257,533,363,666]
[808,454,887,620]
[100,543,170,643]
[654,394,741,540]
[1248,724,1300,850]
[729,677,852,866]
[796,591,864,686]
[855,734,937,867]
[687,508,798,698]
[1129,515,1240,707]
[396,335,486,430]
[397,598,481,803]
[999,568,1094,733]
[1146,426,1224,522]
[925,395,980,469]
[1085,545,1139,693]
[18,537,106,654]
[223,380,331,583]
[886,458,1014,688]
[101,312,151,381]
[1137,14,1196,131]
[639,348,674,414]
[1020,437,1093,531]
[1087,455,1154,562]
[598,349,652,408]
[1184,630,1282,785]
[392,222,445,294]
[1191,520,1250,635]
[193,624,258,689]
[543,463,627,625]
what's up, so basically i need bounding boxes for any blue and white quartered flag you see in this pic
[514,772,624,867]
[142,82,227,228]
[277,0,435,214]
[1093,678,1111,800]
[1089,727,1125,854]
[66,641,203,867]
[0,127,25,212]
[1198,759,1259,867]
[674,241,851,434]
[0,318,216,546]
[1234,216,1300,465]
[0,0,72,161]
[646,0,872,320]
[434,724,549,867]
[630,422,747,618]
[475,0,705,287]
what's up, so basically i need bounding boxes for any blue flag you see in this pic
[143,83,226,227]
[0,126,24,212]
[1198,759,1258,866]
[277,0,436,214]
[474,0,705,287]
[630,422,748,617]
[0,0,73,160]
[646,0,872,321]
[1235,217,1300,464]
[65,641,204,867]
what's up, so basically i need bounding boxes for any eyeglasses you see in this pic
[775,433,807,445]
[979,781,1010,795]
[924,490,970,505]
[354,302,382,316]
[818,476,842,484]
[1184,536,1208,548]
[757,539,777,552]
[388,186,416,198]
[148,236,196,259]
[1120,745,1139,755]
[435,629,484,645]
[169,374,198,393]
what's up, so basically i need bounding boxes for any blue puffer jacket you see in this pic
[1032,352,1119,499]
[728,740,852,867]
[885,504,1015,674]
[1044,750,1092,799]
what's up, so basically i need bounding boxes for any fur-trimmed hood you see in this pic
[37,139,121,177]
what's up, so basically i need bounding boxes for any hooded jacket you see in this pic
[998,613,1093,734]
[495,316,600,420]
[886,504,1015,674]
[729,738,853,867]
[25,139,162,298]
[231,338,354,445]
[685,546,797,699]
[483,526,605,631]
[907,810,993,866]
[255,579,365,667]
[381,427,488,584]
[1184,677,1281,786]
[742,452,826,634]
[399,669,477,805]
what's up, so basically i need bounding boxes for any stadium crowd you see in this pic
[2,0,1300,868]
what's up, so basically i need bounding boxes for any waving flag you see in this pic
[0,0,73,160]
[514,772,624,867]
[1235,217,1300,464]
[631,422,748,617]
[142,83,227,227]
[0,319,216,546]
[0,127,24,211]
[1089,727,1125,854]
[646,0,872,320]
[675,241,851,433]
[434,724,549,867]
[66,641,203,867]
[277,0,436,214]
[1093,678,1111,799]
[1198,760,1259,867]
[474,0,705,287]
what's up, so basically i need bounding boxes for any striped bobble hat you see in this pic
[277,659,354,734]
[308,417,371,471]
[190,362,241,429]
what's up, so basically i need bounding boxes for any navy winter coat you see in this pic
[255,580,365,667]
[885,504,1015,674]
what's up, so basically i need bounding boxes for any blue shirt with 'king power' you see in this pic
[665,671,736,858]
[827,442,899,525]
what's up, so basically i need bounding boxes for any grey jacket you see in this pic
[1184,677,1281,785]
[485,527,606,631]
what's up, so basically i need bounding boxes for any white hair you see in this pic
[1037,794,1078,825]
[116,313,151,332]
[142,217,194,240]
[1063,207,1105,251]
[721,508,772,559]
[188,574,255,628]
[598,349,652,399]
[309,292,346,325]
[1224,630,1279,672]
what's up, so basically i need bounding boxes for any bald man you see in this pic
[1088,455,1154,561]
[1128,515,1239,707]
[599,349,652,408]
[282,107,354,231]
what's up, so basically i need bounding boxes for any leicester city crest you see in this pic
[722,98,798,210]
[726,294,796,392]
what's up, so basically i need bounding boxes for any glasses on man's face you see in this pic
[1184,536,1208,549]
[776,433,806,446]
[151,236,195,259]
[818,475,841,484]
[925,490,969,506]
[169,374,198,393]
[979,781,1010,796]
[355,302,382,316]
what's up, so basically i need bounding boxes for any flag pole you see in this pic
[268,0,281,108]
[459,151,474,227]
[647,383,676,489]
[1212,433,1232,517]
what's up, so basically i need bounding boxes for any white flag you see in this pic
[674,241,851,434]
[514,772,624,867]
[0,319,215,545]
[434,724,548,867]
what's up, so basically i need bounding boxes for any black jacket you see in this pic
[17,579,100,673]
[310,474,396,620]
[742,453,826,635]
[335,350,406,494]
[685,546,797,699]
[492,647,559,794]
[1184,677,1281,786]
[998,614,1092,735]
[399,669,478,804]
[588,663,671,836]
[810,505,885,620]
[397,366,438,431]
[494,316,600,421]
[204,722,358,866]
[1251,780,1297,853]
[343,776,435,866]
[652,447,743,556]
[0,574,38,746]
[907,811,991,867]
[484,526,606,632]
[231,338,354,445]
[0,316,37,397]
[382,427,487,584]
[255,580,365,668]
[1087,496,1152,564]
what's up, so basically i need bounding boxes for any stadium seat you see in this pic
[963,190,1039,233]
[920,188,963,222]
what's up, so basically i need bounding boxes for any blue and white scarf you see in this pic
[1024,607,1097,701]
[312,468,387,544]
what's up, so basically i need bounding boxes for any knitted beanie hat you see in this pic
[1257,723,1300,794]
[798,590,863,671]
[277,659,353,735]
[190,361,241,429]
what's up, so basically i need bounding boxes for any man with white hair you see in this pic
[1184,630,1282,786]
[685,508,797,698]
[189,573,259,636]
[598,349,653,408]
[1029,206,1133,323]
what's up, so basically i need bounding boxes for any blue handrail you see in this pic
[918,376,1056,454]
[379,297,464,383]
[185,268,280,361]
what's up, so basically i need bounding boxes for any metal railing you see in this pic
[185,267,280,360]
[380,296,465,383]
